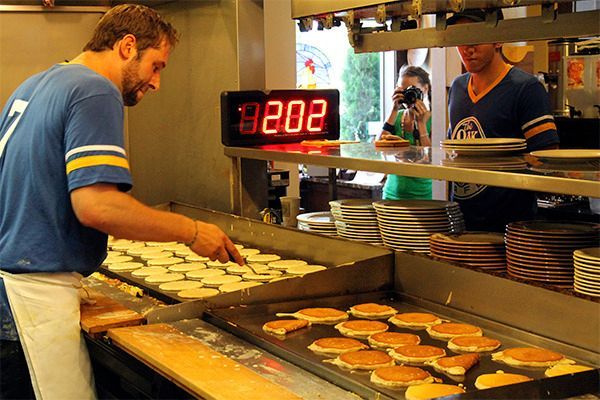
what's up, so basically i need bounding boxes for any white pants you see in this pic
[1,271,96,400]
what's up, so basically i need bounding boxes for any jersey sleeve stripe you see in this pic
[65,145,126,161]
[66,155,130,175]
[523,121,557,140]
[521,114,555,131]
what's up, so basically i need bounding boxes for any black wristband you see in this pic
[382,122,396,134]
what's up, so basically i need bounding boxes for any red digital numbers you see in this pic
[239,102,260,134]
[239,98,328,135]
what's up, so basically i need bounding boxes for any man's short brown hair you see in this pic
[83,4,179,54]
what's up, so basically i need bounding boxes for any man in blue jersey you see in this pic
[447,9,559,232]
[0,5,242,399]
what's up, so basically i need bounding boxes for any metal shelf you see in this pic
[225,143,600,197]
[291,0,600,52]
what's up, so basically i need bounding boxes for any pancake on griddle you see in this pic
[388,312,444,328]
[427,322,482,340]
[325,350,395,370]
[447,336,501,352]
[368,332,420,349]
[335,320,389,338]
[545,364,594,377]
[474,372,533,389]
[388,345,446,364]
[276,307,349,324]
[427,353,479,375]
[308,337,368,355]
[262,319,310,336]
[370,366,435,388]
[348,303,398,319]
[492,347,575,367]
[404,383,465,399]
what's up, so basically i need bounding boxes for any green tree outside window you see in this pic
[340,50,381,141]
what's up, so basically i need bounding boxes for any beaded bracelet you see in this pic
[185,220,199,247]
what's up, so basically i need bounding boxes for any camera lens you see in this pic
[401,86,423,107]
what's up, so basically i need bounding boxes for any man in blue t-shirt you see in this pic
[446,9,559,232]
[0,5,242,398]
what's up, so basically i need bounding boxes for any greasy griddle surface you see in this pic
[204,291,594,399]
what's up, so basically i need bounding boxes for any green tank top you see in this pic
[382,109,432,200]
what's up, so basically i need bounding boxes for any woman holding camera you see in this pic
[379,65,432,200]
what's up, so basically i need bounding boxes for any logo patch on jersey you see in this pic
[453,182,487,200]
[451,117,485,140]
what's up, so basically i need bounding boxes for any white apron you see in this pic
[1,270,96,400]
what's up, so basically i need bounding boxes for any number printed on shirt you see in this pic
[0,99,29,159]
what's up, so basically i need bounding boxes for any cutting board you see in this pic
[80,289,145,336]
[108,323,302,400]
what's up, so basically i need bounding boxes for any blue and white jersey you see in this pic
[447,66,559,231]
[0,64,132,339]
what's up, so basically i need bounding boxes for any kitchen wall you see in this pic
[0,11,101,106]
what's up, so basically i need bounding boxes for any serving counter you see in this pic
[225,143,599,202]
[86,205,599,399]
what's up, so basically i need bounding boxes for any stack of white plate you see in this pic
[505,221,600,288]
[441,138,527,157]
[528,150,600,180]
[296,211,337,236]
[429,232,506,271]
[329,199,382,245]
[372,200,465,253]
[573,247,600,297]
[442,156,527,171]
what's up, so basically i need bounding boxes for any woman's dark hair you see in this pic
[83,4,179,55]
[399,65,432,104]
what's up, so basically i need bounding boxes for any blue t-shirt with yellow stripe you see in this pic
[447,66,559,231]
[0,64,131,339]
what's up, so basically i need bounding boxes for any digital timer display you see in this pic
[221,89,339,146]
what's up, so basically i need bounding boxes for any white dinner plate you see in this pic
[530,149,600,162]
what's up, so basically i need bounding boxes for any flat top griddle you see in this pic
[204,291,599,400]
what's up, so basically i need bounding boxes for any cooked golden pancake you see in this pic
[388,312,444,328]
[427,353,479,375]
[389,345,446,364]
[405,383,465,400]
[370,366,435,388]
[368,332,420,349]
[545,364,594,377]
[349,303,398,319]
[308,337,368,355]
[335,320,389,338]
[327,350,395,370]
[492,347,574,367]
[448,336,501,352]
[276,307,348,324]
[262,319,311,336]
[474,372,533,389]
[427,323,482,340]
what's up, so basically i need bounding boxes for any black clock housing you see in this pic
[221,89,340,146]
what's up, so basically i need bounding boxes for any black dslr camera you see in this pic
[399,86,423,108]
